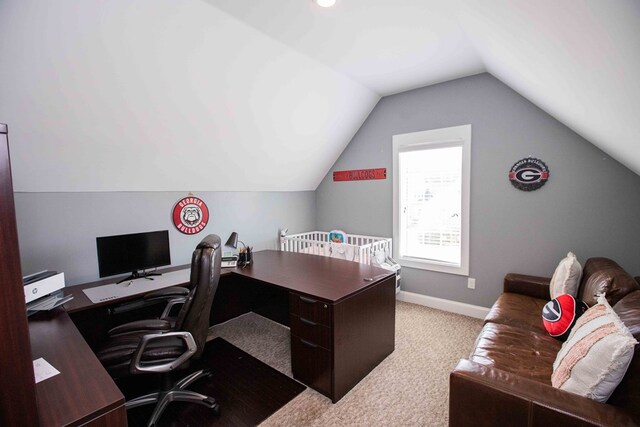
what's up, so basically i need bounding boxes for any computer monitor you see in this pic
[96,230,171,282]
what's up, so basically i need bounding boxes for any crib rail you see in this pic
[280,231,392,265]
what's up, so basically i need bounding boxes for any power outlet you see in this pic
[468,278,476,289]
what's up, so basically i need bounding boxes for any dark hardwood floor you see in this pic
[119,338,306,427]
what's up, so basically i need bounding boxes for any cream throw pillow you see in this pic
[552,295,637,402]
[550,252,582,299]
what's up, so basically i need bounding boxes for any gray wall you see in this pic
[316,73,640,308]
[15,191,315,286]
[13,73,640,307]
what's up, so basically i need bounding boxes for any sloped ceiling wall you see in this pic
[459,0,640,177]
[0,0,638,192]
[213,0,640,177]
[0,0,377,191]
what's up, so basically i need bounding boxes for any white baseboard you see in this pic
[396,290,490,319]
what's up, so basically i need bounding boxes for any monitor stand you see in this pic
[116,270,162,284]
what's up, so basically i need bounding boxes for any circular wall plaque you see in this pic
[172,196,209,234]
[508,157,550,191]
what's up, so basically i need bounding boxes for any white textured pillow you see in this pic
[550,252,582,299]
[552,295,637,402]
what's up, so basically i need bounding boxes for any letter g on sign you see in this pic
[508,158,549,191]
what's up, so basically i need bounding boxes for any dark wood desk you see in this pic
[227,251,397,402]
[29,309,126,426]
[61,250,396,405]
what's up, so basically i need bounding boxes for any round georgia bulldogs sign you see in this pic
[172,196,209,235]
[508,157,550,191]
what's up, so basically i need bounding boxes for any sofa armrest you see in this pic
[503,273,551,300]
[450,359,636,427]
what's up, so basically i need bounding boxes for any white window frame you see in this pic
[392,124,471,276]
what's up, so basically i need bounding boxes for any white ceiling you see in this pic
[0,0,638,192]
[207,0,485,95]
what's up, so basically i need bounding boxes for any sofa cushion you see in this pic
[577,258,639,307]
[609,290,640,417]
[484,292,548,333]
[552,295,637,402]
[542,294,589,341]
[550,252,582,299]
[470,322,562,384]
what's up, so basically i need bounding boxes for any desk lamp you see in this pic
[225,232,251,266]
[225,232,245,251]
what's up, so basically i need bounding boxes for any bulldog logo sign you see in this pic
[172,196,209,234]
[508,157,550,191]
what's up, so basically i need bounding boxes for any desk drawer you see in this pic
[291,335,332,397]
[290,315,331,350]
[289,293,332,327]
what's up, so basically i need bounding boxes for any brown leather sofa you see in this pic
[450,258,640,426]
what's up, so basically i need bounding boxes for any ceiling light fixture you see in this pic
[314,0,336,8]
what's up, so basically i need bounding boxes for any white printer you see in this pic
[23,271,72,315]
[23,271,66,303]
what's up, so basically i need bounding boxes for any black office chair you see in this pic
[97,234,222,427]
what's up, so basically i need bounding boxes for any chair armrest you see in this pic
[503,273,551,300]
[108,319,172,337]
[143,287,190,319]
[450,359,636,427]
[143,286,189,299]
[130,331,196,374]
[107,287,188,316]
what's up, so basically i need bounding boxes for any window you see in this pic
[392,125,471,275]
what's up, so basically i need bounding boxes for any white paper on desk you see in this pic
[33,357,60,383]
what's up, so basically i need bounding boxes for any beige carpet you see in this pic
[208,301,483,426]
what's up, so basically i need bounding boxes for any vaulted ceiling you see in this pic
[0,0,638,192]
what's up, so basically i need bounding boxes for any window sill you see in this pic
[398,257,468,276]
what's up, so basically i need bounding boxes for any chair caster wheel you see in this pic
[212,403,220,415]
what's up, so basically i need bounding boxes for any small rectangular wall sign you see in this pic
[333,168,387,182]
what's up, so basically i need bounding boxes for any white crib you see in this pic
[280,230,400,292]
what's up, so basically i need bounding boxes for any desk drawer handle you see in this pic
[300,339,319,348]
[300,317,318,326]
[299,296,317,304]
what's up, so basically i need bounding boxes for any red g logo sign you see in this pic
[508,158,549,191]
[172,196,209,234]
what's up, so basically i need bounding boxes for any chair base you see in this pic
[125,369,219,427]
